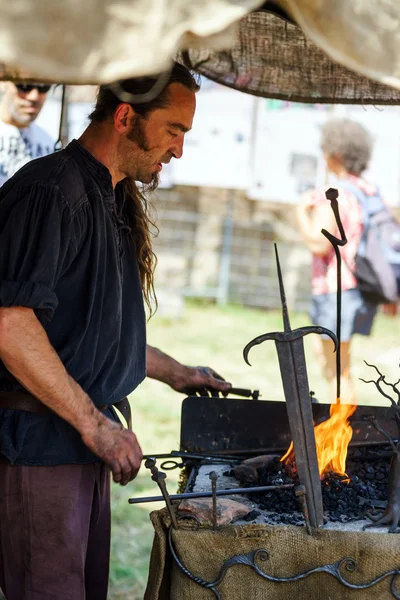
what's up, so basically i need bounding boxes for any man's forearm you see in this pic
[0,306,144,485]
[0,306,103,435]
[146,345,232,395]
[146,345,186,389]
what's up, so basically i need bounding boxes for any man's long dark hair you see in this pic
[89,62,200,316]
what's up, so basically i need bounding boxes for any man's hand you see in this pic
[170,366,232,397]
[0,307,143,486]
[81,415,143,485]
[146,345,232,396]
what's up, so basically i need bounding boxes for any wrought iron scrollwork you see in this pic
[168,527,400,599]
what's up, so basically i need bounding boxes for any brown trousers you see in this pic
[0,459,111,600]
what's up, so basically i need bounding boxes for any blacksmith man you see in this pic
[0,63,231,599]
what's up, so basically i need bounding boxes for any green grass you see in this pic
[108,300,399,599]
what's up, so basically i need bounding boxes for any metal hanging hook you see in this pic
[321,187,348,402]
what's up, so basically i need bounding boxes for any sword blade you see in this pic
[274,243,291,333]
[276,337,324,528]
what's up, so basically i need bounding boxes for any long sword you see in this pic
[244,244,338,528]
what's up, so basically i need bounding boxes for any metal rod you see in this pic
[322,188,347,401]
[143,452,241,463]
[228,387,260,400]
[128,483,294,505]
[209,471,218,530]
[144,458,179,528]
[180,440,395,457]
[54,84,67,151]
[295,485,312,535]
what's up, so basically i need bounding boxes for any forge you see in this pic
[180,397,394,530]
[135,191,400,599]
[139,395,400,600]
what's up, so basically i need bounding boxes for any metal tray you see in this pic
[180,396,398,454]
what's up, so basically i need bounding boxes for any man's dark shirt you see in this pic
[0,140,146,465]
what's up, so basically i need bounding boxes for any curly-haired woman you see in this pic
[297,118,384,405]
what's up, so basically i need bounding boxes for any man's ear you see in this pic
[114,103,135,134]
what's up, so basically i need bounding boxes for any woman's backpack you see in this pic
[336,180,400,305]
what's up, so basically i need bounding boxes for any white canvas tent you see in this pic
[1,1,400,105]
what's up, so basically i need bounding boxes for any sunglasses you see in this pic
[15,83,52,94]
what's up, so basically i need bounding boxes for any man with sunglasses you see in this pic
[0,82,54,186]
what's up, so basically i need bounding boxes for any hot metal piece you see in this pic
[244,245,338,528]
[209,471,218,530]
[144,457,179,529]
[128,483,294,504]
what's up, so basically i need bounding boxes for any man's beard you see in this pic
[126,115,160,189]
[143,172,160,192]
[125,171,159,192]
[127,115,150,151]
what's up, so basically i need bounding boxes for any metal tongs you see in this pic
[142,450,242,470]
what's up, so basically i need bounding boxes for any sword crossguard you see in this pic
[243,325,338,366]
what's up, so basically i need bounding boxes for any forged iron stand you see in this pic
[361,362,400,532]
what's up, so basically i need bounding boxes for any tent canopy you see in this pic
[1,1,400,104]
[181,6,400,104]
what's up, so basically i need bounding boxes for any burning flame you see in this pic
[281,400,356,478]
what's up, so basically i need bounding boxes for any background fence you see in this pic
[152,186,312,314]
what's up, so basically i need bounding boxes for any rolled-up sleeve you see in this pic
[0,182,76,324]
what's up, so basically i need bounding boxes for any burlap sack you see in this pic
[145,507,400,600]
